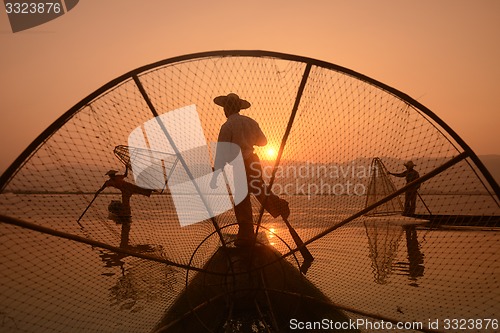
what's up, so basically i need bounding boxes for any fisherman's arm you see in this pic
[254,123,267,147]
[388,170,408,177]
[213,125,232,170]
[211,125,231,189]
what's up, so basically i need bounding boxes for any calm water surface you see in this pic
[0,194,498,332]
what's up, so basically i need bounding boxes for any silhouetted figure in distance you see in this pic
[97,167,154,217]
[389,160,420,216]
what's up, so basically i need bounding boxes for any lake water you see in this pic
[0,194,499,332]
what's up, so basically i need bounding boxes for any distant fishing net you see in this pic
[364,158,403,216]
[1,51,499,333]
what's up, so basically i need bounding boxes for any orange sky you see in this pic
[1,0,499,174]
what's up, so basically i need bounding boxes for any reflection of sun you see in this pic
[264,146,278,160]
[268,227,276,246]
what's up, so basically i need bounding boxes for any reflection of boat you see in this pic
[1,51,499,332]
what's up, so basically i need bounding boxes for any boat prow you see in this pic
[153,243,358,333]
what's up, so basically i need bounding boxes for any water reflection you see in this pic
[98,219,179,314]
[364,219,426,286]
[100,251,126,273]
[267,226,277,246]
[119,220,131,248]
[394,225,425,287]
[364,220,404,284]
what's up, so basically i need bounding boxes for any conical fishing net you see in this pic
[364,158,403,216]
[1,51,499,332]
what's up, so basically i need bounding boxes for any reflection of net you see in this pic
[1,51,499,332]
[365,158,403,216]
[364,220,404,284]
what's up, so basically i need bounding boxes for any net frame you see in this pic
[1,50,499,333]
[1,50,498,198]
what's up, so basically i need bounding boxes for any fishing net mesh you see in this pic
[364,158,403,216]
[1,52,499,332]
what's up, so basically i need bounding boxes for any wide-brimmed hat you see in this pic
[213,93,251,110]
[106,170,118,176]
[404,161,416,168]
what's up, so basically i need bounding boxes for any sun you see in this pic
[264,146,278,160]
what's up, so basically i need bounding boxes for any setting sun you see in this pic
[264,146,278,160]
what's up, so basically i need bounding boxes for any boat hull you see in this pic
[154,244,358,333]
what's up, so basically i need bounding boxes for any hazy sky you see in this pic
[1,0,499,174]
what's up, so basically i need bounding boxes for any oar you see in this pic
[222,167,314,272]
[282,216,314,274]
[77,188,102,227]
[417,191,432,215]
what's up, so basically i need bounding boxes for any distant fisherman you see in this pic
[97,167,154,217]
[388,161,420,216]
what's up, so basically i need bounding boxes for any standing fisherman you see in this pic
[97,167,154,219]
[388,161,420,216]
[210,93,290,247]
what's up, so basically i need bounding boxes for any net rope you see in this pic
[1,51,499,332]
[364,157,403,216]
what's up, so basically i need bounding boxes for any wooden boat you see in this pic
[153,239,358,332]
[411,214,499,226]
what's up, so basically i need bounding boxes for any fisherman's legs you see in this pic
[246,155,290,219]
[233,193,254,246]
[403,193,411,216]
[408,190,417,215]
[253,187,290,219]
[403,190,417,216]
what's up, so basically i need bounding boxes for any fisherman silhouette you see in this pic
[210,93,290,247]
[388,161,420,216]
[97,167,154,220]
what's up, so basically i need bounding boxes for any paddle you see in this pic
[416,191,432,215]
[76,186,103,227]
[220,168,314,273]
[282,216,314,274]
